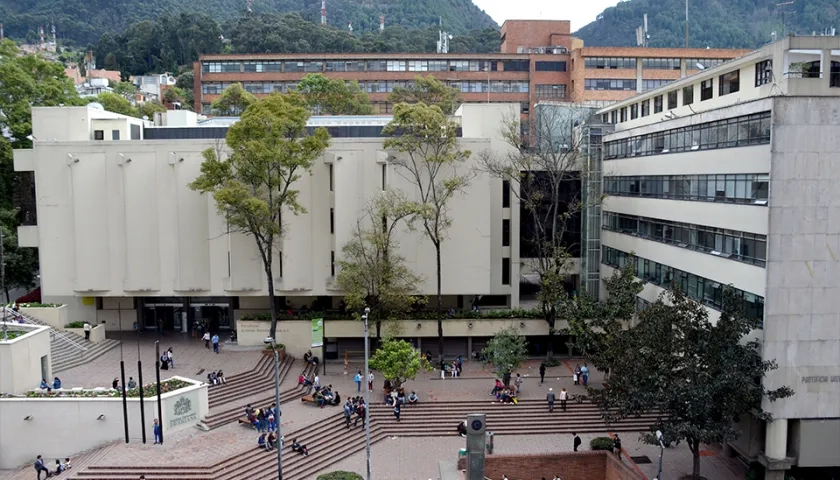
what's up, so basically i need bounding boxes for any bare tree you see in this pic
[480,103,599,360]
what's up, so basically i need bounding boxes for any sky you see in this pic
[471,0,618,31]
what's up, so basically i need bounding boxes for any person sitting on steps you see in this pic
[407,391,419,404]
[291,439,309,456]
[457,421,467,437]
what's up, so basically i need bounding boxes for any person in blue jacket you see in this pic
[153,418,162,444]
[53,377,62,389]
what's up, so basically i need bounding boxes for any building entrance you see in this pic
[143,304,184,331]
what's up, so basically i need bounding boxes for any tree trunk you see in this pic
[502,372,511,387]
[435,243,444,360]
[691,438,701,480]
[266,264,277,340]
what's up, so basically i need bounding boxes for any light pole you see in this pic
[362,307,371,480]
[654,430,665,480]
[264,336,283,480]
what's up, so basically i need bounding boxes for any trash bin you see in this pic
[486,431,494,454]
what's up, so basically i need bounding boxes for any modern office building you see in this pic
[193,19,747,136]
[597,36,840,479]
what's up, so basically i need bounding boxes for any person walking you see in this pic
[202,331,210,349]
[559,387,568,411]
[539,363,546,384]
[367,371,374,391]
[581,363,590,386]
[393,402,401,422]
[211,333,220,354]
[613,434,622,459]
[514,373,522,394]
[354,371,362,393]
[153,418,162,444]
[83,322,91,341]
[546,388,556,412]
[573,433,581,452]
[166,348,174,368]
[574,364,581,385]
[343,400,353,429]
[34,455,51,480]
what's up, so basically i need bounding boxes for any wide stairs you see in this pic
[200,354,318,430]
[70,398,663,480]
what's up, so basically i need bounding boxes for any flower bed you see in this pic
[0,330,26,341]
[239,308,543,321]
[17,302,62,308]
[14,379,193,398]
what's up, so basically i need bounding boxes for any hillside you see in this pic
[574,0,840,49]
[0,0,497,45]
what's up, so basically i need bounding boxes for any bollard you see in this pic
[486,431,494,455]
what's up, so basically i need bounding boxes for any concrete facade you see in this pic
[0,323,52,394]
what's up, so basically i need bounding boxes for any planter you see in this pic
[263,347,287,361]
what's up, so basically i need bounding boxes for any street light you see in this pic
[653,430,665,480]
[362,307,372,480]
[264,336,283,480]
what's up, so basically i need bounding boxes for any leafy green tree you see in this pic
[369,336,430,391]
[210,83,256,116]
[316,471,364,480]
[162,86,189,106]
[389,75,460,115]
[0,209,38,302]
[589,287,794,480]
[111,81,137,98]
[94,92,137,117]
[296,73,373,115]
[137,101,167,120]
[189,93,330,339]
[383,103,473,360]
[336,190,423,341]
[175,70,196,108]
[481,326,528,386]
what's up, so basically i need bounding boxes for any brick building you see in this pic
[193,20,748,130]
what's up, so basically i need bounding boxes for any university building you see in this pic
[596,36,840,479]
[193,19,748,136]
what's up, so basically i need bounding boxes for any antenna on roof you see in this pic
[321,0,326,25]
[348,22,353,35]
[246,0,253,13]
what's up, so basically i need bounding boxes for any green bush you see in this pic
[18,302,62,308]
[590,437,614,451]
[316,472,363,480]
[240,308,543,322]
[66,321,86,328]
[265,343,286,350]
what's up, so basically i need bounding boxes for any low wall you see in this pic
[65,325,106,343]
[457,451,643,480]
[237,320,311,358]
[0,376,208,469]
[0,323,52,394]
[20,305,68,330]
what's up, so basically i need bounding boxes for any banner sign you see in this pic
[311,318,324,348]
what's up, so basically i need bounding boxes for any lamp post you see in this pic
[264,336,283,480]
[362,307,371,480]
[654,430,665,480]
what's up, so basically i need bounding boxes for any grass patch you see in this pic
[20,379,193,398]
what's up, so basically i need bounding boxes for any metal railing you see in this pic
[3,306,88,353]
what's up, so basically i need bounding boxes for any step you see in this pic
[208,355,293,408]
[54,340,121,373]
[207,355,273,395]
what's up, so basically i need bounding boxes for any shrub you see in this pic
[18,302,62,308]
[590,437,614,451]
[316,472,363,480]
[265,343,286,350]
[66,321,85,328]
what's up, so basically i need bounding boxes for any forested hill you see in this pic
[0,0,497,45]
[574,0,840,49]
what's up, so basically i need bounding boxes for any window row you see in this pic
[203,59,532,73]
[535,61,567,72]
[641,79,675,91]
[604,174,769,205]
[604,111,771,159]
[203,80,531,95]
[584,57,637,69]
[601,247,764,323]
[534,84,567,98]
[686,58,729,69]
[602,212,767,267]
[641,58,681,70]
[584,79,637,91]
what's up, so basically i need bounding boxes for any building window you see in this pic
[244,61,282,72]
[130,124,141,140]
[330,251,335,277]
[604,111,771,159]
[111,130,120,140]
[534,84,567,98]
[603,173,770,205]
[408,60,428,72]
[330,208,334,234]
[719,70,740,95]
[601,246,764,324]
[700,79,713,101]
[603,212,767,267]
[584,79,637,91]
[755,60,773,86]
[381,164,386,190]
[610,110,618,124]
[94,130,104,140]
[535,61,567,72]
[278,251,283,277]
[683,85,694,105]
[641,99,650,117]
[584,57,637,69]
[501,258,511,286]
[620,107,627,122]
[328,164,333,191]
[653,95,663,113]
[687,58,728,70]
[641,58,681,70]
[427,60,448,71]
[202,62,240,73]
[666,90,678,109]
[641,79,675,91]
[502,219,510,247]
[304,62,324,72]
[502,180,510,208]
[449,60,469,72]
[502,60,530,72]
[630,103,639,120]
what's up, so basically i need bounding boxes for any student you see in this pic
[53,459,64,475]
[343,400,353,429]
[166,348,174,368]
[393,402,401,422]
[52,377,62,389]
[160,352,169,370]
[267,431,277,450]
[559,387,568,411]
[33,455,50,480]
[457,421,467,437]
[581,363,590,386]
[514,373,523,393]
[546,388,556,412]
[367,371,374,391]
[291,438,309,456]
[63,458,72,470]
[258,433,269,450]
[407,391,419,404]
[354,371,362,392]
[39,379,49,390]
[573,432,582,452]
[127,377,137,389]
[202,331,211,349]
[211,333,220,353]
[539,363,546,384]
[83,321,92,341]
[153,418,162,445]
[112,378,120,390]
[217,370,226,384]
[613,434,622,459]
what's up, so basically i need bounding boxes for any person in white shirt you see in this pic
[83,322,92,341]
[559,387,568,411]
[313,375,320,390]
[202,331,211,349]
[368,371,374,391]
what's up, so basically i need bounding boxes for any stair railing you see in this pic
[3,306,88,353]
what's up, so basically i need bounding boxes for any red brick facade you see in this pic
[456,451,644,480]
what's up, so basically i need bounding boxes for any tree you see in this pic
[589,287,794,480]
[480,104,598,360]
[175,70,196,108]
[137,101,167,120]
[296,73,373,115]
[162,87,189,106]
[369,336,430,391]
[481,326,528,386]
[189,93,330,339]
[94,92,137,117]
[389,75,460,115]
[383,102,473,360]
[0,209,38,302]
[111,81,138,98]
[317,471,363,480]
[335,190,423,342]
[210,83,256,116]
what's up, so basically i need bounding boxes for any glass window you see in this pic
[408,60,428,72]
[719,70,740,95]
[700,79,713,100]
[535,61,567,72]
[502,60,530,72]
[449,60,469,72]
[630,103,639,120]
[534,84,567,98]
[755,60,773,86]
[641,99,650,117]
[585,57,637,69]
[386,60,405,72]
[584,79,637,91]
[642,79,676,91]
[366,60,387,72]
[653,95,663,113]
[641,58,681,70]
[683,85,694,105]
[667,90,677,109]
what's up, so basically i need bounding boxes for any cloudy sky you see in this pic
[472,0,618,31]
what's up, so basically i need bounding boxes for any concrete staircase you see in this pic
[69,399,663,480]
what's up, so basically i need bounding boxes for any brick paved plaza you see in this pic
[0,340,748,480]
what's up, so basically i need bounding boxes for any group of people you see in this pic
[573,363,590,386]
[352,370,375,392]
[159,348,175,370]
[206,370,226,385]
[38,377,62,391]
[245,404,279,432]
[342,396,368,428]
[201,331,221,353]
[490,378,520,404]
[32,455,70,479]
[425,352,464,379]
[384,387,419,407]
[312,384,340,408]
[545,387,569,412]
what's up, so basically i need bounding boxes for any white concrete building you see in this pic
[597,36,840,478]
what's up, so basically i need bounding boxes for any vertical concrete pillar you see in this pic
[467,336,473,359]
[417,337,422,354]
[765,419,788,460]
[636,60,643,93]
[822,50,833,90]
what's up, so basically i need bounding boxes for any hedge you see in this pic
[590,437,614,451]
[240,308,543,322]
[316,472,364,480]
[66,321,86,328]
[18,379,192,398]
[17,302,62,308]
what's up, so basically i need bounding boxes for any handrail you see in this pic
[3,306,88,352]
